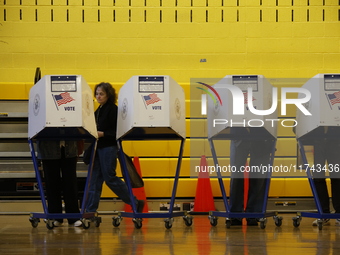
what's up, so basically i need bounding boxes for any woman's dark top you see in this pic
[95,101,118,149]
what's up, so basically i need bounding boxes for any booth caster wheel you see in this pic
[226,218,231,229]
[259,218,267,229]
[133,218,143,229]
[44,219,54,230]
[94,217,101,227]
[316,219,323,230]
[29,217,40,228]
[91,216,101,227]
[183,215,193,226]
[273,216,283,227]
[208,216,218,226]
[292,216,302,228]
[112,216,122,227]
[164,218,174,229]
[81,219,90,229]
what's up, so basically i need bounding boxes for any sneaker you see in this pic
[72,220,83,227]
[312,218,330,226]
[136,200,145,213]
[336,219,340,226]
[246,218,258,226]
[230,218,242,226]
[53,221,64,227]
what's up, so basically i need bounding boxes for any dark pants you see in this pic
[229,139,274,213]
[42,155,80,224]
[86,146,136,213]
[313,139,340,213]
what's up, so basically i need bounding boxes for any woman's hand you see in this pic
[97,131,104,138]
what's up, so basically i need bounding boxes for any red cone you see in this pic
[193,155,215,212]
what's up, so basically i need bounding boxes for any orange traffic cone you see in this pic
[192,155,215,213]
[124,157,149,213]
[244,161,249,211]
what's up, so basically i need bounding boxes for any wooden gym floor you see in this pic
[0,213,340,255]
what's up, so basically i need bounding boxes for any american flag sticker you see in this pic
[52,92,75,109]
[243,92,256,105]
[326,91,340,106]
[142,93,161,107]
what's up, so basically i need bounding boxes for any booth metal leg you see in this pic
[80,140,101,227]
[208,138,281,229]
[28,139,98,230]
[167,138,193,228]
[261,140,277,213]
[292,139,338,230]
[117,138,192,229]
[28,139,48,215]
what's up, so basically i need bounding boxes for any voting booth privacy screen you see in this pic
[115,76,191,227]
[28,75,97,140]
[188,75,277,179]
[296,73,340,140]
[207,75,278,140]
[117,75,185,140]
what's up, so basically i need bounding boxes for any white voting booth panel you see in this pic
[117,75,185,140]
[28,75,97,139]
[296,73,340,140]
[208,75,277,139]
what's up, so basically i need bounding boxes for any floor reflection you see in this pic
[1,214,340,254]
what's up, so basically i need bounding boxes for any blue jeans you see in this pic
[86,146,136,212]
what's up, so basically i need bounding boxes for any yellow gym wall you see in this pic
[0,0,339,198]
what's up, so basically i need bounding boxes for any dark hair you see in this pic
[94,82,117,104]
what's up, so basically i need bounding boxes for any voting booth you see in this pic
[28,75,98,229]
[114,75,192,229]
[28,75,97,140]
[208,75,277,140]
[293,74,340,230]
[295,73,340,140]
[206,75,281,229]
